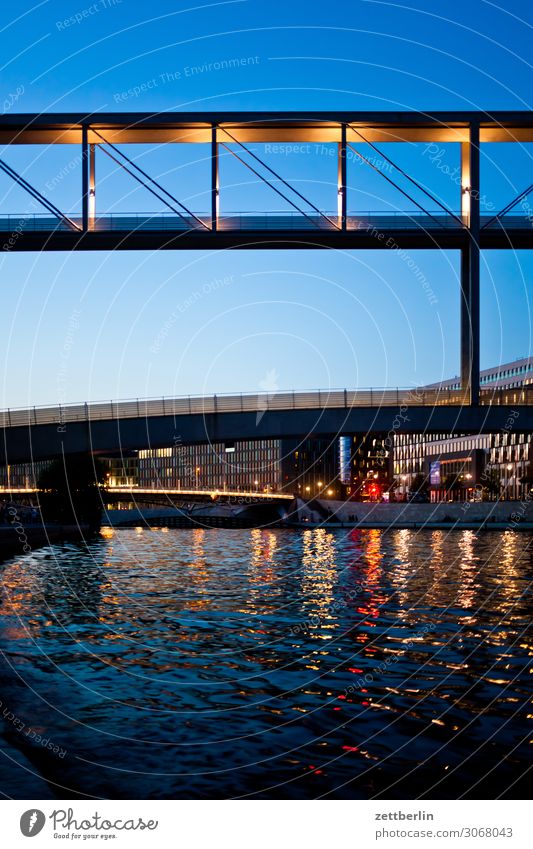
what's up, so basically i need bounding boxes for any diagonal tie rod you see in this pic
[348,124,463,226]
[97,144,199,225]
[346,142,445,228]
[481,182,533,229]
[219,142,325,229]
[91,128,210,230]
[0,157,81,231]
[219,126,340,230]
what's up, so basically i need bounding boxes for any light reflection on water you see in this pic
[0,527,531,799]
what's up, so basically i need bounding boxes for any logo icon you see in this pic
[20,810,46,837]
[256,369,280,425]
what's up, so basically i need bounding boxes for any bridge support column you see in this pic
[211,126,219,230]
[338,123,347,229]
[82,125,88,231]
[460,122,480,405]
[461,243,480,404]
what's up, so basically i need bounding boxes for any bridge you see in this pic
[1,110,532,249]
[104,487,293,502]
[1,109,533,417]
[0,485,293,505]
[1,387,531,465]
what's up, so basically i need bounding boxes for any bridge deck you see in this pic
[1,386,532,429]
[3,213,529,250]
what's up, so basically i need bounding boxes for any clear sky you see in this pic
[0,0,532,407]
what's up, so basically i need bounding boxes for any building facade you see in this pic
[394,357,533,501]
[137,439,282,492]
[280,437,342,498]
[0,460,51,489]
[102,456,139,488]
[339,435,392,500]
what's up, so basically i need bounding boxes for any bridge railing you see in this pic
[0,210,466,233]
[1,210,532,234]
[1,385,530,429]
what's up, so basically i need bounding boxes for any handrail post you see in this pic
[344,388,347,408]
[82,125,89,231]
[211,125,218,231]
[338,123,347,230]
[33,406,37,425]
[89,143,96,229]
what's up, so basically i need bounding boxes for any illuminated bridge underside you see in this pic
[3,110,533,145]
[1,388,532,464]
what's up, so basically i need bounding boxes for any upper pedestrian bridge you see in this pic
[2,110,533,405]
[0,110,532,250]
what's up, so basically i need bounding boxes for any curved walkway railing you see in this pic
[0,386,531,429]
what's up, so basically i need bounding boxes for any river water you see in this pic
[0,527,531,799]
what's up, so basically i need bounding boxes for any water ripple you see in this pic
[0,527,531,799]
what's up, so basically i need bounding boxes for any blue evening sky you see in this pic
[0,0,532,406]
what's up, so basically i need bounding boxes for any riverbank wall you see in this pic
[293,498,533,529]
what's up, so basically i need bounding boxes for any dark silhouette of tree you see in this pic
[37,454,104,531]
[410,473,429,494]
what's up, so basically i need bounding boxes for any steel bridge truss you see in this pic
[2,110,533,403]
